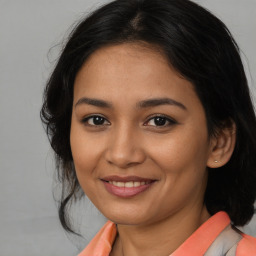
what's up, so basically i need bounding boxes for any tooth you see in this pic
[117,182,125,187]
[109,180,151,187]
[134,182,140,187]
[125,181,134,188]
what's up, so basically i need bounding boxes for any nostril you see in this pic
[105,147,146,168]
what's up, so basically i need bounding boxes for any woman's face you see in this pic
[70,43,213,225]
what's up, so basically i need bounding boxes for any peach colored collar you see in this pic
[79,211,230,256]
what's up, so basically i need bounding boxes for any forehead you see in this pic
[76,43,173,85]
[73,43,200,109]
[85,42,168,66]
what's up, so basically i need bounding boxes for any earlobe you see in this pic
[207,122,236,168]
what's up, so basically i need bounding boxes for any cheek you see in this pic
[148,131,209,212]
[150,129,209,172]
[70,121,101,183]
[147,126,210,202]
[70,130,102,201]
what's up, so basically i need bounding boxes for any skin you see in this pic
[70,43,236,256]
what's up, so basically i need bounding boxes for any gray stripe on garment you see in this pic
[204,225,242,256]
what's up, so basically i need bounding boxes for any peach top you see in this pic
[78,212,256,256]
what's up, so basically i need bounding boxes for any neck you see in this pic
[111,205,210,256]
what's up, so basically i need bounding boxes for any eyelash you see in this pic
[81,114,177,128]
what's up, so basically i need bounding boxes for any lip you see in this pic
[101,175,155,182]
[101,176,157,198]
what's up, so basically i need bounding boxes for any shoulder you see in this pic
[236,233,256,256]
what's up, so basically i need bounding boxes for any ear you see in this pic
[207,121,236,168]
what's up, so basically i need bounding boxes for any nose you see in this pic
[104,124,146,169]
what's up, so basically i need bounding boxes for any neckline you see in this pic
[79,211,231,256]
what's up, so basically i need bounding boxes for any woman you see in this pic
[41,0,256,255]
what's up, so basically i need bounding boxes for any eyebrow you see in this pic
[75,97,187,110]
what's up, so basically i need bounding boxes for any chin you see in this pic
[103,209,151,226]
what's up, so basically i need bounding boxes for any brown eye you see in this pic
[145,115,176,127]
[82,115,110,126]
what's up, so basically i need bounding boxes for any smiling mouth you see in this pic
[101,176,156,197]
[107,180,152,187]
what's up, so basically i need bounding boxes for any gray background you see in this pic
[0,1,255,255]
